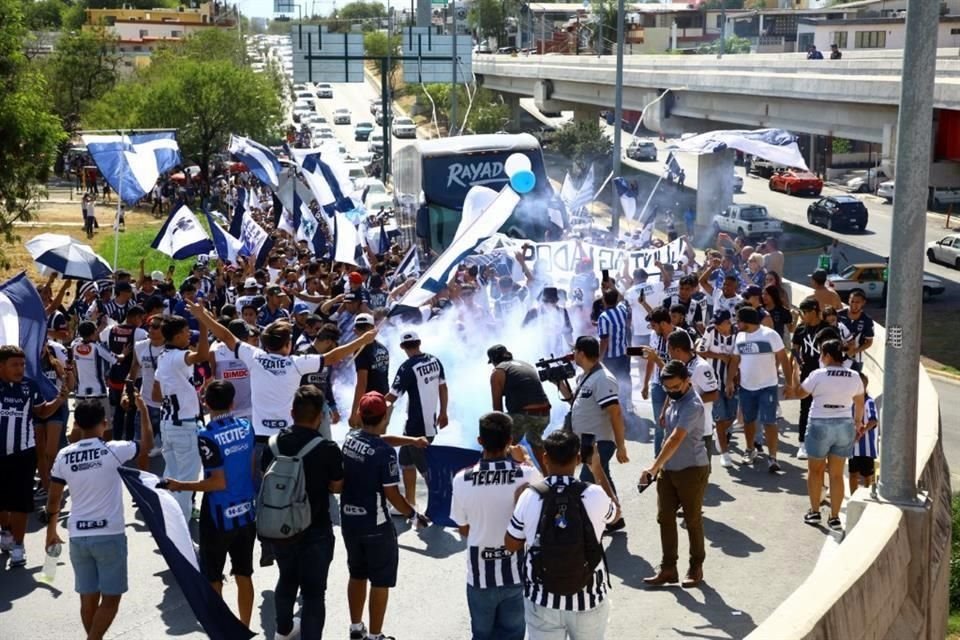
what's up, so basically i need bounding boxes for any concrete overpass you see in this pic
[475,49,960,182]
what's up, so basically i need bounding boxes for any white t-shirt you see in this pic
[712,291,742,318]
[801,365,864,419]
[155,347,201,424]
[734,326,785,391]
[133,339,163,409]
[687,355,719,437]
[625,282,659,335]
[211,342,253,417]
[50,438,138,537]
[235,341,323,436]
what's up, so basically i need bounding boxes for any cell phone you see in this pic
[601,269,610,282]
[637,471,656,494]
[626,346,648,357]
[639,289,645,303]
[580,433,595,464]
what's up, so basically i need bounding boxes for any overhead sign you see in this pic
[400,26,472,85]
[292,25,364,83]
[274,0,295,12]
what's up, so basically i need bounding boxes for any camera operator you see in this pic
[487,344,551,467]
[558,336,628,533]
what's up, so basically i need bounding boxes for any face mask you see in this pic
[667,389,686,401]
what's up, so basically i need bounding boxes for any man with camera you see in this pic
[488,345,552,468]
[558,336,628,533]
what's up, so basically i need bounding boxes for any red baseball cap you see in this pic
[358,392,387,419]
[348,271,364,285]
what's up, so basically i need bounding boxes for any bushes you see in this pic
[950,494,960,611]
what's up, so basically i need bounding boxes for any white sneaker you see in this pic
[720,452,733,468]
[9,545,26,567]
[0,531,14,553]
[275,616,301,640]
[741,449,756,465]
[797,443,808,460]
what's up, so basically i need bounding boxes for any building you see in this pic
[84,2,238,70]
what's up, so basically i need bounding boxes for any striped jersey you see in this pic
[101,298,135,323]
[451,459,541,589]
[389,353,446,438]
[852,396,879,458]
[71,339,117,397]
[698,326,737,391]
[507,476,617,611]
[0,379,43,456]
[597,301,630,358]
[198,416,256,531]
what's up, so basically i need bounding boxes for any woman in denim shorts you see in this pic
[789,340,865,531]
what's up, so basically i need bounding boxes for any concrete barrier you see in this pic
[745,284,951,640]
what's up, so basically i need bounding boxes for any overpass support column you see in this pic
[503,94,522,128]
[881,122,897,175]
[573,106,602,124]
[695,149,734,236]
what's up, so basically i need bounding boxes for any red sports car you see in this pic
[769,169,823,196]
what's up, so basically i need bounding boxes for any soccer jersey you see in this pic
[355,340,390,395]
[838,310,875,365]
[686,355,719,437]
[451,459,541,589]
[235,341,323,437]
[256,305,290,328]
[801,365,864,419]
[198,416,256,531]
[0,379,43,455]
[389,353,446,438]
[71,339,117,397]
[698,326,736,392]
[211,342,252,417]
[852,396,879,458]
[625,282,659,336]
[734,326,784,391]
[155,347,201,425]
[132,339,163,409]
[50,438,138,537]
[597,302,630,358]
[340,429,400,535]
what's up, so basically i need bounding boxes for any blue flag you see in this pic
[665,152,682,178]
[150,205,213,259]
[229,134,281,189]
[424,446,482,528]
[203,207,243,264]
[0,273,59,400]
[377,223,390,255]
[287,145,355,214]
[81,132,181,205]
[613,177,638,220]
[228,189,273,267]
[118,468,255,640]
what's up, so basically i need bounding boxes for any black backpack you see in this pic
[530,480,606,596]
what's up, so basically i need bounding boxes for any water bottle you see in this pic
[38,543,61,584]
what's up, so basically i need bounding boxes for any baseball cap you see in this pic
[293,302,311,315]
[354,312,375,327]
[50,313,69,331]
[348,271,364,285]
[243,277,259,289]
[810,269,828,285]
[540,287,559,303]
[265,285,283,296]
[400,330,420,345]
[487,344,510,364]
[150,270,165,282]
[358,391,388,419]
[712,309,732,325]
[743,285,763,299]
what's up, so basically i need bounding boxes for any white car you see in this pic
[927,233,960,269]
[355,177,388,197]
[313,128,335,140]
[712,203,783,240]
[333,108,351,124]
[392,117,416,139]
[368,131,384,153]
[305,114,327,125]
[877,180,895,203]
[316,83,333,98]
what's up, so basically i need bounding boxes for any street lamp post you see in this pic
[609,0,626,237]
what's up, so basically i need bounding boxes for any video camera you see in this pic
[535,353,576,384]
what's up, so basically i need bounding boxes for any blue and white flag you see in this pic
[287,145,354,214]
[229,188,273,267]
[332,212,360,266]
[389,244,420,286]
[377,223,390,255]
[118,468,255,640]
[228,134,281,189]
[151,205,213,259]
[203,208,243,264]
[613,177,638,220]
[82,132,181,205]
[0,273,59,400]
[665,152,682,178]
[424,446,482,528]
[564,164,594,214]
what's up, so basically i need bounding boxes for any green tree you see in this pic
[590,0,617,54]
[468,0,518,41]
[697,35,752,55]
[553,119,612,167]
[363,30,401,85]
[21,0,65,29]
[338,1,386,21]
[0,0,66,253]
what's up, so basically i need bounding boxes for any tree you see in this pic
[697,35,752,55]
[553,119,612,168]
[21,0,65,29]
[363,30,400,85]
[468,0,518,41]
[590,0,617,54]
[0,0,66,255]
[338,1,386,21]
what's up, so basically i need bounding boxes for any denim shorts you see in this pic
[70,533,128,595]
[712,392,739,423]
[738,386,779,426]
[805,417,855,459]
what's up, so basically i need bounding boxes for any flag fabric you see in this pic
[424,446,482,528]
[377,223,390,255]
[613,177,638,220]
[118,468,255,640]
[82,132,181,205]
[332,212,360,266]
[228,134,281,189]
[204,208,243,264]
[151,205,213,260]
[665,128,808,171]
[0,273,59,400]
[287,145,354,214]
[566,164,595,214]
[229,186,249,238]
[389,245,420,286]
[559,172,577,209]
[664,152,682,178]
[228,188,273,267]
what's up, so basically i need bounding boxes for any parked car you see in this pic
[392,117,417,139]
[877,180,895,203]
[929,187,960,209]
[748,157,783,178]
[829,263,945,302]
[354,121,375,141]
[626,140,657,161]
[305,114,327,125]
[497,46,519,55]
[369,99,381,115]
[769,169,823,196]
[846,168,889,194]
[712,203,783,240]
[368,131,384,153]
[806,195,869,232]
[927,233,960,269]
[376,108,392,126]
[333,108,351,124]
[316,83,333,98]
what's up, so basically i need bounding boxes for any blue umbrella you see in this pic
[25,233,113,281]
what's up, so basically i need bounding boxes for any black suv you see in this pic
[807,195,869,232]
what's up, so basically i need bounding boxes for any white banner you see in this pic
[666,128,808,171]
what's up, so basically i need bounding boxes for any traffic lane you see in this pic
[932,377,960,489]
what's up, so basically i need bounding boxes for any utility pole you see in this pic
[717,0,726,60]
[610,0,626,237]
[451,0,458,135]
[877,0,940,504]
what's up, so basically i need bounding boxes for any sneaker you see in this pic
[720,452,733,468]
[259,542,275,567]
[0,530,14,553]
[768,458,781,473]
[803,510,822,525]
[797,443,808,460]
[366,635,397,640]
[827,516,843,531]
[740,449,756,465]
[349,623,367,640]
[9,545,26,567]
[274,616,301,640]
[605,518,626,534]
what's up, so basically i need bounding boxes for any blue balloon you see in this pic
[510,169,536,194]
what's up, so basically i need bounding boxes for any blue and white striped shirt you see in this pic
[597,301,630,359]
[852,396,879,458]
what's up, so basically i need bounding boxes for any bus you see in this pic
[393,133,559,252]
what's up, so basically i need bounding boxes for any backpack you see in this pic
[529,480,606,596]
[255,434,324,543]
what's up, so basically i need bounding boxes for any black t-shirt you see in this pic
[768,306,793,338]
[355,340,390,394]
[792,321,831,380]
[260,426,344,533]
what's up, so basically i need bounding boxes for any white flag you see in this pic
[151,205,212,259]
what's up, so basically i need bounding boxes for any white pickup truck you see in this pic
[712,203,783,240]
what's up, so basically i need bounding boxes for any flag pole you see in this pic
[114,173,122,271]
[636,173,666,224]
